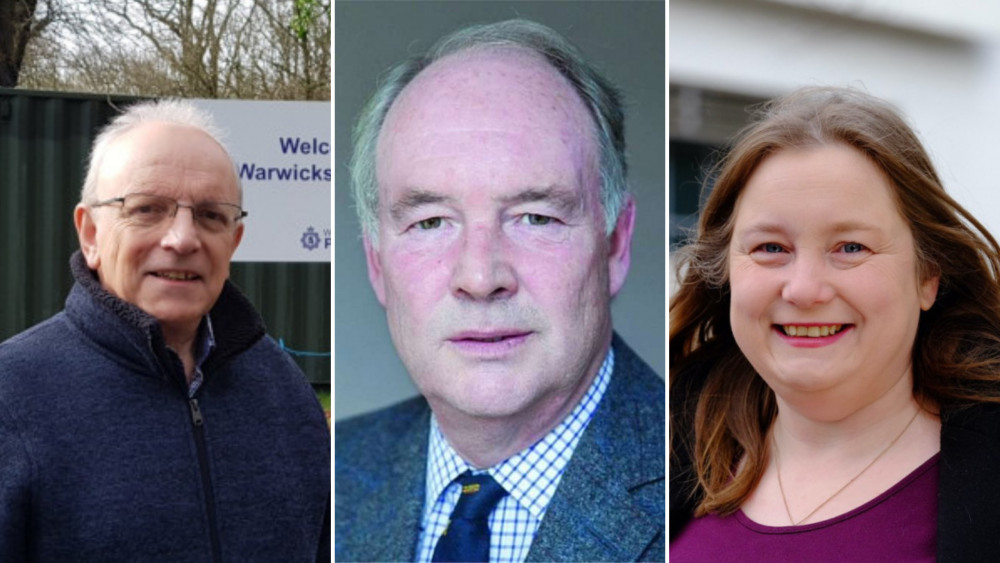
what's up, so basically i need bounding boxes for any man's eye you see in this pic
[842,242,867,253]
[415,217,442,230]
[522,214,554,226]
[130,204,167,216]
[196,208,230,229]
[197,208,226,223]
[199,209,223,221]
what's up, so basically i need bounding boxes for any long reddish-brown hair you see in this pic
[670,86,1000,517]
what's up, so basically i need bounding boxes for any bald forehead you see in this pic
[100,122,230,172]
[97,122,239,200]
[377,48,596,167]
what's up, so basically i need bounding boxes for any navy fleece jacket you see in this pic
[0,252,330,562]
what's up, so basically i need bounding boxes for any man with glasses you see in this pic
[0,100,330,560]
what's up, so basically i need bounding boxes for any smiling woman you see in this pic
[728,144,938,416]
[670,87,1000,560]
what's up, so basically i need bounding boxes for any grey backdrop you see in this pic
[334,0,665,421]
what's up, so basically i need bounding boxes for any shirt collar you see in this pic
[187,315,216,397]
[197,315,217,367]
[425,346,614,520]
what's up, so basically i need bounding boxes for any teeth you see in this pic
[782,324,843,337]
[156,271,197,281]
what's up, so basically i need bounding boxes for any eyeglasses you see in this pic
[91,193,248,233]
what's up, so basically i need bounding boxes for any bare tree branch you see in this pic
[17,0,329,99]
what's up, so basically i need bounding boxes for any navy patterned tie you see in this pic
[432,472,508,563]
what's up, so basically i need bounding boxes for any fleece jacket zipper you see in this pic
[189,398,223,562]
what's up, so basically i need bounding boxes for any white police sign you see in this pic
[190,99,331,263]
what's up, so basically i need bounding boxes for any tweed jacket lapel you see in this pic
[336,335,664,562]
[335,398,431,562]
[526,335,665,562]
[369,422,428,561]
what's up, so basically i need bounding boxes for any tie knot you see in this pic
[452,472,507,520]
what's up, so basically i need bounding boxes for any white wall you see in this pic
[671,0,1000,237]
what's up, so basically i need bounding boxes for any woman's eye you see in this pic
[757,243,785,253]
[415,217,442,230]
[842,242,867,253]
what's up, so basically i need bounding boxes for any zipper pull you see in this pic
[189,398,204,427]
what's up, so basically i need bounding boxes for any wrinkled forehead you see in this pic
[97,122,239,201]
[375,48,599,191]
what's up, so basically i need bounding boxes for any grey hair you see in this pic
[350,18,628,244]
[81,99,239,204]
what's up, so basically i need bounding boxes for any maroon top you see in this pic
[671,454,939,562]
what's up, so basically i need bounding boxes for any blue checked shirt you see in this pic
[186,316,216,398]
[416,348,614,563]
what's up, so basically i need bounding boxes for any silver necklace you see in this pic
[773,408,921,526]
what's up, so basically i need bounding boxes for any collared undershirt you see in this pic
[416,348,614,563]
[186,316,216,398]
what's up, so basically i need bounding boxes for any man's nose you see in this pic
[780,254,835,307]
[160,207,203,254]
[450,223,517,301]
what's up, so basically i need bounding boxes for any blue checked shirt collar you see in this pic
[186,315,216,398]
[418,347,614,562]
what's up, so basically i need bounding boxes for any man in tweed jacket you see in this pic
[336,19,664,562]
